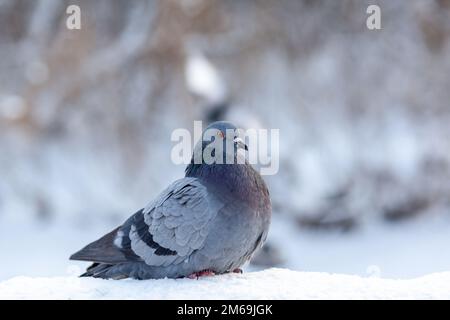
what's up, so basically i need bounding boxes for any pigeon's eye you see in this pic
[217,131,224,138]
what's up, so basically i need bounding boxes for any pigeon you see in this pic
[70,121,272,279]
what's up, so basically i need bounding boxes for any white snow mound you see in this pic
[1,268,449,299]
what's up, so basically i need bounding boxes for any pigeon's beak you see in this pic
[234,137,248,151]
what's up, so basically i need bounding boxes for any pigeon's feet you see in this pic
[187,270,216,279]
[232,268,243,274]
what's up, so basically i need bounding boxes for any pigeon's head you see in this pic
[191,121,248,166]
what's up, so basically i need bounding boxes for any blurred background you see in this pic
[1,0,450,280]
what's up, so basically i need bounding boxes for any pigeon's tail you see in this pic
[70,227,128,263]
[80,262,128,280]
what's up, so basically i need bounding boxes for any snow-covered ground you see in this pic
[1,268,450,299]
[2,213,450,282]
[270,213,450,279]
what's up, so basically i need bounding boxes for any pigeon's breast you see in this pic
[198,163,271,214]
[182,164,271,274]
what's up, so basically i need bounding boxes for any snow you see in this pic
[269,213,450,279]
[1,268,449,300]
[185,53,226,104]
[2,214,450,282]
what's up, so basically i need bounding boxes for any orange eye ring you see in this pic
[217,131,224,138]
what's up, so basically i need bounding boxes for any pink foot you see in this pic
[232,268,243,274]
[187,270,216,279]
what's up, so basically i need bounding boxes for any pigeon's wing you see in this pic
[70,178,224,267]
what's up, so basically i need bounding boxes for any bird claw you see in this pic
[232,268,243,274]
[187,270,216,279]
